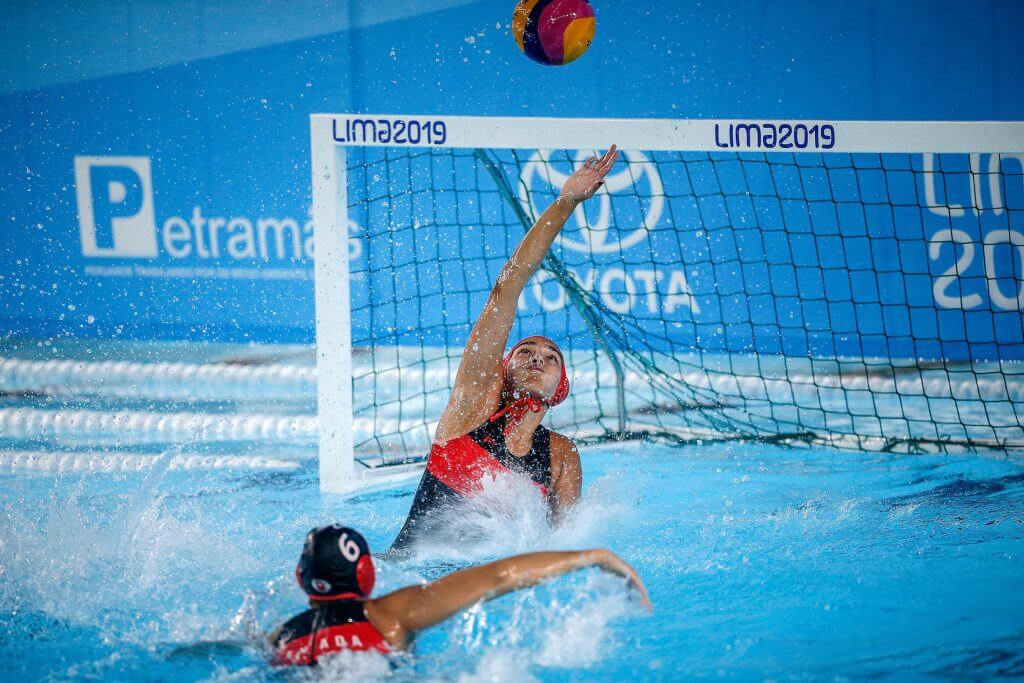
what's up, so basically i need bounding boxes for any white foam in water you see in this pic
[441,571,637,679]
[0,449,260,643]
[198,665,267,683]
[382,472,641,678]
[456,649,541,683]
[374,469,639,677]
[401,471,626,562]
[534,576,634,668]
[302,650,395,682]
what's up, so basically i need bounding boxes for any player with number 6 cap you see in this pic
[271,524,650,666]
[388,145,620,555]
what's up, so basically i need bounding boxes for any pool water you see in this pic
[2,441,1023,681]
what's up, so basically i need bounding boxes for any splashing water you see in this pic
[534,578,635,668]
[2,443,1024,680]
[395,470,629,564]
[0,451,290,679]
[427,568,639,681]
[1,448,231,620]
[377,472,652,680]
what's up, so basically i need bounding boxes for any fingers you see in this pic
[602,143,618,164]
[607,553,651,611]
[621,568,652,611]
[579,146,617,178]
[593,144,618,176]
[630,573,653,612]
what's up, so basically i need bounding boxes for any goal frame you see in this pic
[310,113,1024,493]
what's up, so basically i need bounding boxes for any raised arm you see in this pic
[365,547,648,649]
[434,146,620,442]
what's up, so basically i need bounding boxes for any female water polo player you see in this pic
[271,524,649,666]
[389,145,620,553]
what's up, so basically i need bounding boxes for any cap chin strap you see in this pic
[489,395,546,435]
[308,592,366,603]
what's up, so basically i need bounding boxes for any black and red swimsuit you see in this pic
[272,600,391,666]
[389,418,553,552]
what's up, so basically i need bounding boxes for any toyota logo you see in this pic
[518,149,664,255]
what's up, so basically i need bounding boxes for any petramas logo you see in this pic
[518,150,664,254]
[73,156,321,268]
[75,156,159,258]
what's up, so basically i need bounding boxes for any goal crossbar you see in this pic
[313,114,1024,153]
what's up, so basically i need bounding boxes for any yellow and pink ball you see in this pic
[513,0,596,66]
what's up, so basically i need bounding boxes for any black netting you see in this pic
[344,145,1024,463]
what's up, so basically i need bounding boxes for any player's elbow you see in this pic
[492,565,523,593]
[494,566,515,585]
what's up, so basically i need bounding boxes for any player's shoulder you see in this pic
[547,429,580,458]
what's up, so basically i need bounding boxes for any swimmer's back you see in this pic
[272,600,390,666]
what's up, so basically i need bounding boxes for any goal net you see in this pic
[310,115,1024,492]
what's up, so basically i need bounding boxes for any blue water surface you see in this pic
[1,442,1023,681]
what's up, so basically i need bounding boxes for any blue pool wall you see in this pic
[1,0,1023,355]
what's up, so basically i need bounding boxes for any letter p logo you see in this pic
[75,156,158,257]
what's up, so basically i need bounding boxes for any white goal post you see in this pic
[310,113,1024,494]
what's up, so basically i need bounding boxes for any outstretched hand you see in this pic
[595,549,653,611]
[559,144,618,204]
